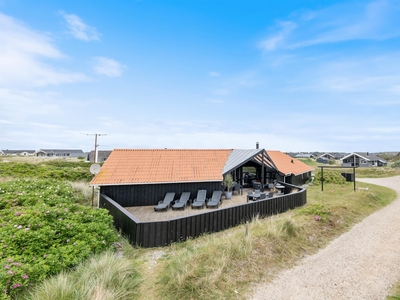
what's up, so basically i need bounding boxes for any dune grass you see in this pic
[69,180,97,206]
[354,166,400,178]
[21,249,141,300]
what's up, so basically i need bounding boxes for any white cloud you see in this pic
[260,21,297,51]
[0,12,87,87]
[0,88,63,122]
[262,0,400,51]
[93,57,125,77]
[60,12,100,41]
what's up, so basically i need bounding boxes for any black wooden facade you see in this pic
[100,183,307,248]
[101,181,223,207]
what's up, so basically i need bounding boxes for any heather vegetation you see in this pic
[0,160,93,181]
[0,160,119,299]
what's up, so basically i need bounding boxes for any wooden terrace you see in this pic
[125,188,281,222]
[100,182,307,247]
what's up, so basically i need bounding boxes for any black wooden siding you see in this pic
[101,181,223,207]
[99,183,307,248]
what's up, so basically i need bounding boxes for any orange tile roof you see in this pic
[90,149,232,186]
[266,150,314,175]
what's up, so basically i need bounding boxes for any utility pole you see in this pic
[86,133,107,162]
[86,133,107,207]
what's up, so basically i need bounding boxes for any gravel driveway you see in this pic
[248,176,400,300]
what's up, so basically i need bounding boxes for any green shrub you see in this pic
[0,162,92,181]
[313,170,347,185]
[391,160,400,168]
[0,179,118,299]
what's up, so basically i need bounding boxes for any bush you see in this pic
[391,160,400,168]
[0,162,93,181]
[313,170,347,185]
[0,179,118,299]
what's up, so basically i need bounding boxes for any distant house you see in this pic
[86,150,112,163]
[295,153,315,159]
[34,149,85,158]
[0,150,35,156]
[287,152,316,159]
[316,156,329,164]
[341,152,387,167]
[316,152,348,164]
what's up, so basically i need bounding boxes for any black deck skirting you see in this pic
[100,183,307,248]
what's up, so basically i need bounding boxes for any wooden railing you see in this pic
[100,183,307,248]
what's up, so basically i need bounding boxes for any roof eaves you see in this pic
[90,179,222,187]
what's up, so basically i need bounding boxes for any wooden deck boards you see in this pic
[125,189,279,222]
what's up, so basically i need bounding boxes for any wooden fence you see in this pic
[100,183,307,248]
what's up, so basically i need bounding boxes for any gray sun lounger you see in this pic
[206,191,222,208]
[154,192,175,211]
[191,190,207,209]
[172,192,191,210]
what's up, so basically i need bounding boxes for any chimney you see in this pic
[256,142,259,149]
[367,152,369,156]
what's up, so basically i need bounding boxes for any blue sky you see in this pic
[1,0,400,153]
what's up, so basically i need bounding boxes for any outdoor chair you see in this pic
[206,191,223,208]
[253,182,262,191]
[191,190,207,209]
[233,183,241,195]
[154,192,176,212]
[259,193,266,200]
[267,192,274,198]
[172,192,191,210]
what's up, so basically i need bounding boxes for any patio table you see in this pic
[247,192,261,202]
[275,185,285,194]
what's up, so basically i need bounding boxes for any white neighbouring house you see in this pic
[0,150,35,156]
[341,152,387,167]
[34,149,85,158]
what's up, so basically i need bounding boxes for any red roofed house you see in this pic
[91,148,312,206]
[90,148,311,247]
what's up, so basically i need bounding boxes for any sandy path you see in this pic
[248,176,400,300]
